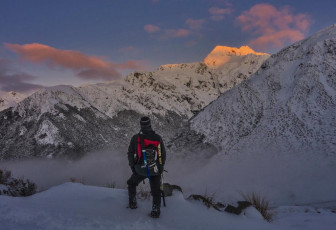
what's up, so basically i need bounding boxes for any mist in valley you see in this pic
[1,147,335,207]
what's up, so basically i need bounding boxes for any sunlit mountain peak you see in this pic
[204,45,269,67]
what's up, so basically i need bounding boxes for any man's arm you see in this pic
[160,137,166,166]
[127,135,137,169]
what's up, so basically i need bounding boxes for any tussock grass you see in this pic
[188,193,225,211]
[105,181,116,188]
[69,177,87,184]
[242,192,273,222]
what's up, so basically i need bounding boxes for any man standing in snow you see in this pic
[127,116,166,218]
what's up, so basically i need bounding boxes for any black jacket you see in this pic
[127,129,166,169]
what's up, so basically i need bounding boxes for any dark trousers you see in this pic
[127,173,161,206]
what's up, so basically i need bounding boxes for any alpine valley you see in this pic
[1,25,336,162]
[0,46,269,160]
[1,24,336,230]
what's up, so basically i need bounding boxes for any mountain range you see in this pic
[2,23,336,161]
[0,46,269,159]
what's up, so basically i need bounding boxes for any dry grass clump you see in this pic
[105,181,116,188]
[242,192,273,222]
[69,177,87,184]
[188,193,225,211]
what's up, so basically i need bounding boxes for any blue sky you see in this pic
[1,0,336,94]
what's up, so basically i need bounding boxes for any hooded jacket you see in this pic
[127,128,166,172]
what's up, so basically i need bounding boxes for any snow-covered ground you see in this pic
[0,183,336,230]
[0,183,335,230]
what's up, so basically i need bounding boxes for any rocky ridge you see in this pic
[187,25,336,158]
[0,91,28,111]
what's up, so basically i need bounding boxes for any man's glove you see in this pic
[159,165,164,174]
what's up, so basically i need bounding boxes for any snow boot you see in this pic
[150,203,160,218]
[128,196,137,209]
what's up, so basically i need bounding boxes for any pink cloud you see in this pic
[5,43,145,81]
[185,18,206,30]
[162,29,191,39]
[144,24,160,33]
[115,60,148,70]
[236,3,312,50]
[6,43,108,70]
[209,7,232,21]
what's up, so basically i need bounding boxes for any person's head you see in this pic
[140,116,152,131]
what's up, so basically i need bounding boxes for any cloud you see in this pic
[118,46,140,56]
[145,19,205,41]
[5,43,145,81]
[0,58,43,93]
[236,3,312,50]
[144,24,161,33]
[185,18,206,31]
[163,29,191,39]
[209,7,232,21]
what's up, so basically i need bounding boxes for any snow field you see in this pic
[1,183,335,230]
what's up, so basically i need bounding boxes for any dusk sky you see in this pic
[1,0,336,95]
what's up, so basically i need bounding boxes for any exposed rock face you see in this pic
[0,86,186,160]
[0,46,269,160]
[188,25,336,158]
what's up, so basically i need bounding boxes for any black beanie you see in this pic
[140,116,151,129]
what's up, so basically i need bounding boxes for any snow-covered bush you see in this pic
[0,169,37,197]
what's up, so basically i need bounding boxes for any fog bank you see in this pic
[1,148,335,207]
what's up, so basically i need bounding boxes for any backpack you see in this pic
[134,134,162,177]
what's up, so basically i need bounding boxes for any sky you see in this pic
[0,0,336,95]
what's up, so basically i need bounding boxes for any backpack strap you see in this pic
[158,143,162,166]
[136,134,141,163]
[139,133,151,178]
[139,133,145,152]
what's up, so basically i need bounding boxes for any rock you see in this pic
[224,201,252,214]
[163,183,182,196]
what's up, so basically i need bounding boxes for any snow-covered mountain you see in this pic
[188,25,336,158]
[0,91,28,111]
[204,46,269,93]
[0,47,268,160]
